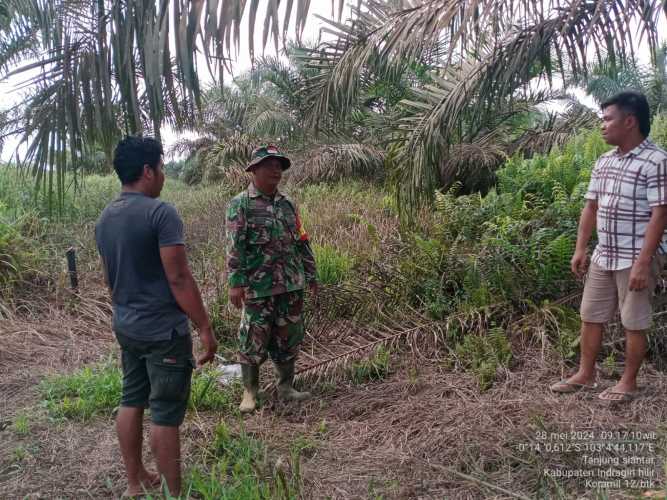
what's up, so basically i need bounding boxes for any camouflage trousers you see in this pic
[238,290,305,365]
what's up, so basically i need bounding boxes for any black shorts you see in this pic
[115,331,195,427]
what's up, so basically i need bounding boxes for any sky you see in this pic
[0,2,666,162]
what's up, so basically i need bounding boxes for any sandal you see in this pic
[598,388,637,402]
[550,379,599,394]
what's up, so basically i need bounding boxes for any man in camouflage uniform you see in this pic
[226,144,318,413]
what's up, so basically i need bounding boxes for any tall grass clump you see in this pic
[39,361,241,422]
[313,243,355,285]
[0,168,49,299]
[0,211,46,299]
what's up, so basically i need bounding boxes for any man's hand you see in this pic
[229,286,247,309]
[308,281,319,298]
[571,249,589,278]
[197,326,218,367]
[629,259,651,291]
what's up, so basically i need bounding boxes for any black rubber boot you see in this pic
[275,359,311,401]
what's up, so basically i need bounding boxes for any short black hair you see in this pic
[113,136,164,185]
[601,91,651,137]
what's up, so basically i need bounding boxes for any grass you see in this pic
[183,421,301,499]
[312,243,355,285]
[39,361,122,421]
[6,125,667,498]
[347,346,392,385]
[188,367,243,413]
[38,361,242,422]
[12,414,30,436]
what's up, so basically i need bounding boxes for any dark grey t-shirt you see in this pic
[95,192,189,341]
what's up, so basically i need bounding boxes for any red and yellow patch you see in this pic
[295,212,309,241]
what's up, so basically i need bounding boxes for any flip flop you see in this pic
[598,388,636,402]
[550,379,599,394]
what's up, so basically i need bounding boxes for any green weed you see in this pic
[40,360,238,421]
[189,368,242,414]
[312,243,355,285]
[602,353,617,377]
[39,362,122,421]
[184,421,300,499]
[454,327,512,390]
[290,434,318,457]
[550,306,581,360]
[348,346,391,384]
[207,293,241,358]
[12,414,30,436]
[12,445,28,462]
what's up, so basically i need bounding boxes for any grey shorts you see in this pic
[115,331,195,427]
[580,256,665,331]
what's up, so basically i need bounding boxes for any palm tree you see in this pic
[171,45,385,187]
[0,0,663,214]
[0,0,334,213]
[296,0,663,211]
[578,45,667,114]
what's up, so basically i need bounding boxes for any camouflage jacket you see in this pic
[225,183,317,299]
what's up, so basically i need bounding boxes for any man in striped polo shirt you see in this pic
[550,91,667,401]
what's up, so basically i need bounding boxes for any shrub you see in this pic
[650,113,667,149]
[396,130,599,322]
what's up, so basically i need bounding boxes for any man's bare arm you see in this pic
[160,245,217,365]
[629,205,667,291]
[99,256,111,294]
[571,199,598,278]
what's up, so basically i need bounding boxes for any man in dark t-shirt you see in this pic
[95,136,217,497]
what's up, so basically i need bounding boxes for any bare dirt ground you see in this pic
[3,303,667,499]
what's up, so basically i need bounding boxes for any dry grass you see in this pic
[2,181,667,499]
[3,281,667,498]
[235,346,667,499]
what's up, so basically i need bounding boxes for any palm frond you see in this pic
[167,136,217,160]
[1,0,329,208]
[439,133,507,192]
[511,102,600,156]
[286,142,386,185]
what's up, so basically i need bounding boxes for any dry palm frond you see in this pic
[296,300,508,385]
[439,133,507,192]
[295,267,509,385]
[511,103,600,156]
[286,143,385,185]
[167,136,217,160]
[197,133,257,189]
